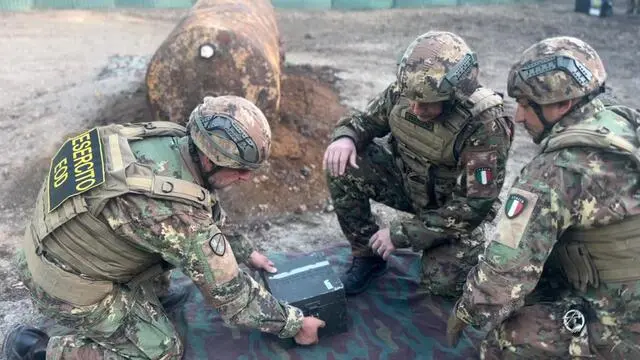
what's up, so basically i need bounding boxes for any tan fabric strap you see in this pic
[464,87,503,119]
[126,263,166,290]
[127,175,211,208]
[117,121,187,140]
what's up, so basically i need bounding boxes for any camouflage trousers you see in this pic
[480,296,640,360]
[15,250,183,360]
[327,141,484,298]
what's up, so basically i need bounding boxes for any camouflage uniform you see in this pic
[328,31,513,297]
[451,37,640,359]
[13,96,303,360]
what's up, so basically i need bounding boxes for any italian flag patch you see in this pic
[505,194,527,219]
[474,167,493,185]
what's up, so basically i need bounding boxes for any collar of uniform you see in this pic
[549,98,605,135]
[178,136,207,188]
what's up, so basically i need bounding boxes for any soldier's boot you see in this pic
[340,256,387,296]
[2,324,49,360]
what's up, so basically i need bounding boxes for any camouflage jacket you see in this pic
[332,81,513,249]
[100,136,303,338]
[455,99,640,338]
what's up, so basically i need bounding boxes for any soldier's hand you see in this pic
[294,316,325,345]
[322,137,358,177]
[446,311,467,347]
[248,251,277,273]
[369,228,395,260]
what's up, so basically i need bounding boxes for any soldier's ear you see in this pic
[556,99,575,116]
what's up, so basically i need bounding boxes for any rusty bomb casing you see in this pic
[146,0,283,125]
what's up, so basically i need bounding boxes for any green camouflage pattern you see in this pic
[454,98,640,359]
[35,244,485,359]
[507,36,607,105]
[329,82,511,238]
[326,141,487,297]
[130,134,256,264]
[188,95,272,170]
[15,132,301,359]
[15,248,183,360]
[397,31,476,102]
[328,79,511,296]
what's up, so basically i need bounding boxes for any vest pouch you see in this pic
[555,241,599,293]
[404,172,429,209]
[431,167,458,208]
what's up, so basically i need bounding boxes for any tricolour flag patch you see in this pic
[505,194,527,218]
[474,167,493,185]
[495,188,539,249]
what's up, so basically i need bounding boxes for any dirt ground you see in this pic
[1,0,639,355]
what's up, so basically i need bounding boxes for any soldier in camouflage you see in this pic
[446,36,640,359]
[2,95,324,360]
[323,31,514,297]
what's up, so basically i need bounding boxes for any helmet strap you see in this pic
[188,138,219,184]
[528,100,555,144]
[529,86,605,143]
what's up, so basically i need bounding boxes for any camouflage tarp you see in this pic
[40,244,483,359]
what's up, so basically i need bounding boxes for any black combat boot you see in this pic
[2,324,49,360]
[340,256,387,296]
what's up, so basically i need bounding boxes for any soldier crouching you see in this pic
[323,31,514,298]
[3,96,325,360]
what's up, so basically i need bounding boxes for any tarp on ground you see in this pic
[39,244,484,359]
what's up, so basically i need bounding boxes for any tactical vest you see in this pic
[388,87,504,208]
[23,121,214,306]
[541,106,640,293]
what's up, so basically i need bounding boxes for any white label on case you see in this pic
[324,279,334,290]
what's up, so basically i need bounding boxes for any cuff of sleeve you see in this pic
[331,126,359,144]
[277,305,304,339]
[389,220,411,248]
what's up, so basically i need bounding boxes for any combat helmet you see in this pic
[507,36,606,105]
[397,31,479,103]
[188,95,272,170]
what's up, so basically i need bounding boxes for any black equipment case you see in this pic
[261,252,348,340]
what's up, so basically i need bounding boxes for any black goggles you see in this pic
[196,114,260,169]
[437,52,478,95]
[516,55,593,88]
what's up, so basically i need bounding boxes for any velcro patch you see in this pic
[47,128,105,212]
[465,149,498,198]
[496,188,539,249]
[404,109,434,131]
[209,233,227,256]
[201,230,238,285]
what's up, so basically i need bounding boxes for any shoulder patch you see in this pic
[201,229,238,285]
[465,149,498,198]
[496,188,539,249]
[47,128,106,212]
[474,167,493,185]
[209,232,227,256]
